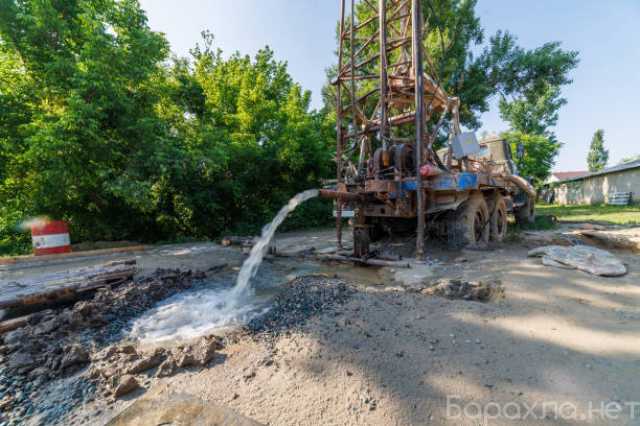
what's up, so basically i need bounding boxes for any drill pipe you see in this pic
[319,189,363,203]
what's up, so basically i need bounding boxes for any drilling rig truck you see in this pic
[319,0,536,259]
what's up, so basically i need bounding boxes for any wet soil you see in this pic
[3,225,640,425]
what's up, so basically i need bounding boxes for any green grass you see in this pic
[537,203,640,226]
[505,214,558,242]
[519,214,558,230]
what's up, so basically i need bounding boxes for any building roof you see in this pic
[558,160,640,183]
[551,171,589,181]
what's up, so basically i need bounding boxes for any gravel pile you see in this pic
[246,275,354,335]
[0,269,209,425]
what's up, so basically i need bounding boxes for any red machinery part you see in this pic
[31,220,72,256]
[420,163,442,178]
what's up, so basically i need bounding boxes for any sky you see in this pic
[138,0,640,172]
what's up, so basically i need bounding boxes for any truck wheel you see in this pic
[515,195,536,226]
[490,195,508,242]
[448,194,490,249]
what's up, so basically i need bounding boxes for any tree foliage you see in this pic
[0,2,332,255]
[498,81,567,184]
[493,35,578,183]
[503,131,561,182]
[587,129,608,172]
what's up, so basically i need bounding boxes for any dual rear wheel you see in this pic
[354,191,514,254]
[515,195,536,226]
[448,192,508,248]
[490,195,508,242]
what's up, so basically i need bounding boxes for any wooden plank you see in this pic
[0,245,146,267]
[0,259,136,309]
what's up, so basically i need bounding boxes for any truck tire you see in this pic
[515,195,536,226]
[490,195,508,242]
[447,194,490,249]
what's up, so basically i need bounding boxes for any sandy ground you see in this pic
[117,244,637,426]
[5,226,640,425]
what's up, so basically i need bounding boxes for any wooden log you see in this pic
[221,236,255,247]
[0,315,32,334]
[375,254,403,262]
[272,249,409,268]
[319,254,411,268]
[270,247,316,258]
[0,259,137,310]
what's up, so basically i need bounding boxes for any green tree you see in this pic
[503,131,561,183]
[587,129,608,172]
[0,3,333,254]
[466,21,577,185]
[499,84,566,135]
[493,37,579,183]
[0,41,35,252]
[162,36,333,234]
[498,83,567,183]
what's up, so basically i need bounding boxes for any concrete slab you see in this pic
[107,392,262,426]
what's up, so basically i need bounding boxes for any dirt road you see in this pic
[4,226,640,425]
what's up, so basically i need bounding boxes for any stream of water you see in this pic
[232,189,320,297]
[129,189,320,343]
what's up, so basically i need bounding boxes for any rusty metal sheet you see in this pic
[365,179,398,193]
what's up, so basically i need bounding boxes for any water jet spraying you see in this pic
[233,189,319,296]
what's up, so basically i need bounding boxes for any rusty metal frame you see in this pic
[337,1,414,168]
[333,0,457,256]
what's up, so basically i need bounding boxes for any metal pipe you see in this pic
[412,0,425,259]
[352,0,368,178]
[319,189,364,203]
[378,0,389,166]
[350,0,357,134]
[336,0,346,249]
[505,174,537,198]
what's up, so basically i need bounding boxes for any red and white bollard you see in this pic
[30,220,72,256]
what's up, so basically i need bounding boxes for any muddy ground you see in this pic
[2,225,640,425]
